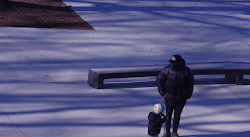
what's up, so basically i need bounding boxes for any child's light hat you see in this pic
[153,103,165,114]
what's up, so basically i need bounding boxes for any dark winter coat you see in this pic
[156,64,194,101]
[148,112,166,136]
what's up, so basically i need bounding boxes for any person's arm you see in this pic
[155,115,164,126]
[160,114,167,124]
[156,67,168,97]
[187,68,194,99]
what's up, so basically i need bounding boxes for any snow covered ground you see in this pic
[0,0,250,137]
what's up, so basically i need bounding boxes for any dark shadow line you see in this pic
[104,78,250,89]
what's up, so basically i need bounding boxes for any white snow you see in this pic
[0,0,250,137]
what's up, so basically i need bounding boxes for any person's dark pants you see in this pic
[164,96,186,133]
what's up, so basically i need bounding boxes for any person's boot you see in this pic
[162,132,171,137]
[171,132,179,137]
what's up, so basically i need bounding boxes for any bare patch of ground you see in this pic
[0,0,94,30]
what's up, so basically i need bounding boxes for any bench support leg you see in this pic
[236,73,243,85]
[225,72,243,85]
[87,69,104,89]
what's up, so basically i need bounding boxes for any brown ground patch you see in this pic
[0,0,94,30]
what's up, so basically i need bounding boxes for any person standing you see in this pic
[156,54,194,137]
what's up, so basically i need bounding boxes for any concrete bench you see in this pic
[87,62,250,89]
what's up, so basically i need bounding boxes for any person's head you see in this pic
[169,54,185,70]
[153,103,165,114]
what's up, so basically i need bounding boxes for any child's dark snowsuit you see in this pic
[148,112,166,136]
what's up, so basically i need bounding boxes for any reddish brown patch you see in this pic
[0,0,94,30]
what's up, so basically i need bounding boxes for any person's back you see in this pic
[156,54,194,137]
[157,65,193,101]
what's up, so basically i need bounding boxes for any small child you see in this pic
[148,103,166,137]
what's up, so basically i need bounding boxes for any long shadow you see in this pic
[65,0,250,35]
[183,131,250,137]
[69,0,250,12]
[0,86,163,115]
[0,85,249,129]
[0,78,249,130]
[103,78,250,89]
